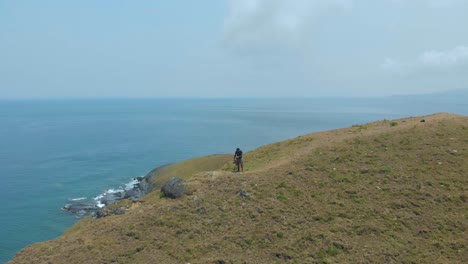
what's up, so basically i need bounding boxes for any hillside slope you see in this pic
[10,113,467,264]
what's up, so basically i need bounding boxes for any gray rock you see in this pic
[76,210,88,218]
[193,196,202,206]
[274,253,292,260]
[63,203,98,214]
[95,207,127,219]
[125,176,151,201]
[94,210,107,218]
[63,172,153,217]
[197,207,207,215]
[161,177,186,199]
[239,189,250,199]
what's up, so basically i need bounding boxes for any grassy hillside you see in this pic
[10,113,467,264]
[147,154,233,188]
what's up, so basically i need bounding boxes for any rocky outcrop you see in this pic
[63,171,154,218]
[125,176,151,201]
[62,202,99,218]
[160,177,186,199]
[95,206,127,219]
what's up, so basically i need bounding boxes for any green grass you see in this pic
[149,154,232,188]
[10,113,468,264]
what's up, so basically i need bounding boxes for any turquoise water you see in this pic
[0,97,466,263]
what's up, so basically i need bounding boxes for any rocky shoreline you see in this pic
[62,165,166,218]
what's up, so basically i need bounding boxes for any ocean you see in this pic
[0,96,466,263]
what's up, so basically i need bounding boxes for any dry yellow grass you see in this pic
[10,113,468,264]
[147,154,233,188]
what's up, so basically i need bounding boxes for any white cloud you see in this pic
[427,0,467,8]
[381,46,468,73]
[420,46,468,66]
[223,0,352,48]
[381,58,402,71]
[221,0,468,95]
[389,0,468,8]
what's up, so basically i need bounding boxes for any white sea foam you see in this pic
[94,188,123,200]
[108,188,124,194]
[124,178,139,190]
[69,197,87,201]
[90,177,143,210]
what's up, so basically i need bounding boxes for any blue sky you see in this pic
[1,0,467,98]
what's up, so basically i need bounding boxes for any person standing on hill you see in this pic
[234,147,244,173]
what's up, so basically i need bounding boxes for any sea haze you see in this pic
[0,96,466,262]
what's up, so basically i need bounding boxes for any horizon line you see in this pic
[1,90,466,101]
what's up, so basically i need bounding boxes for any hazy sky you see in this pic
[1,0,467,98]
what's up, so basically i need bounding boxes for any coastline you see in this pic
[62,164,171,218]
[8,114,468,263]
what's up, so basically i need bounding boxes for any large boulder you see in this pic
[161,177,186,199]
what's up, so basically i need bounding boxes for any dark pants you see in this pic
[235,158,243,171]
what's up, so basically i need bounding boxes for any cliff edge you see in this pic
[10,113,468,263]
